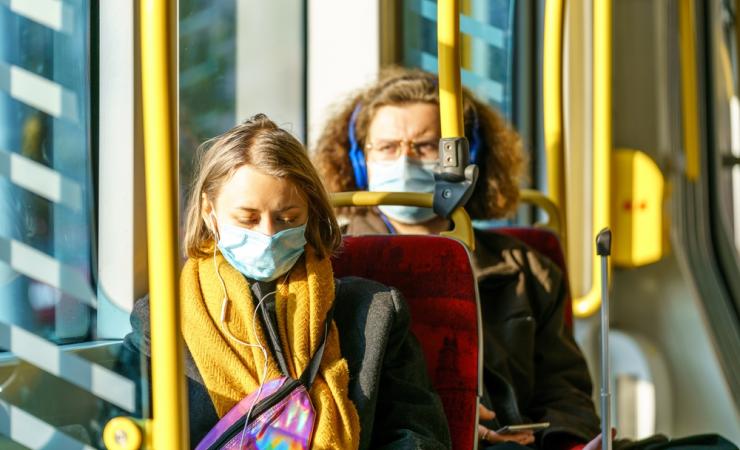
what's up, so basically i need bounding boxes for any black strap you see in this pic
[258,300,291,377]
[261,279,340,388]
[299,279,340,388]
[208,281,342,449]
[299,300,336,388]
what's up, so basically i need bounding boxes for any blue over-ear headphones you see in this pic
[468,106,481,164]
[347,104,368,189]
[346,103,482,189]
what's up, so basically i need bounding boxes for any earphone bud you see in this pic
[208,211,220,242]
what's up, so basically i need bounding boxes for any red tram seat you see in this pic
[483,227,573,329]
[332,235,480,450]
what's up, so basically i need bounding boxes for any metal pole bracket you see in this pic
[433,137,479,218]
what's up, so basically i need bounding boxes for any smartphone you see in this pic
[496,422,550,434]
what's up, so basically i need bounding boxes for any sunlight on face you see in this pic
[202,164,308,237]
[366,102,441,175]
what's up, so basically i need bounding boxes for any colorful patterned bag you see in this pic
[195,307,333,450]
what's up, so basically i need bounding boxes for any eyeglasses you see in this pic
[365,138,439,161]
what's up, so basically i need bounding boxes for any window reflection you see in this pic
[0,3,92,343]
[403,0,515,119]
[180,0,237,190]
[178,0,306,206]
[712,0,740,256]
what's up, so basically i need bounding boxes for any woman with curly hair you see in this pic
[313,68,604,450]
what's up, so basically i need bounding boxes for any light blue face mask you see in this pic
[216,221,308,282]
[367,156,438,224]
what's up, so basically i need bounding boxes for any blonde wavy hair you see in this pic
[184,114,342,259]
[312,67,525,219]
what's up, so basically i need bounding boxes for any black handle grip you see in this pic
[596,228,612,256]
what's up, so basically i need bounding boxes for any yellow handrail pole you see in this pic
[141,0,189,448]
[573,0,612,318]
[330,192,475,251]
[519,189,564,240]
[679,0,700,181]
[438,0,465,138]
[543,0,566,220]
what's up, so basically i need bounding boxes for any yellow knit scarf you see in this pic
[181,248,360,449]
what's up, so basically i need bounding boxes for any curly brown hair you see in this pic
[312,67,525,220]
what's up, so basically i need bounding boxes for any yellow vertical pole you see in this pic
[679,0,700,181]
[592,0,611,306]
[460,0,472,71]
[574,0,612,318]
[140,0,189,448]
[543,0,565,211]
[438,0,465,138]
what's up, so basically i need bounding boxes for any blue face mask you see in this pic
[367,156,438,224]
[216,222,308,281]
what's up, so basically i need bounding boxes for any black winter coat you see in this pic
[345,211,601,449]
[118,275,451,450]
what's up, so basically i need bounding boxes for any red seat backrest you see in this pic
[332,235,480,450]
[484,227,573,329]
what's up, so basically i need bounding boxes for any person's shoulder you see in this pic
[336,276,397,301]
[335,276,406,316]
[341,209,389,236]
[121,294,152,356]
[473,228,563,287]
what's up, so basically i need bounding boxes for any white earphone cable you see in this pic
[209,214,293,444]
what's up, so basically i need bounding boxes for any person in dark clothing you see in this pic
[113,114,450,449]
[312,66,739,450]
[313,67,604,450]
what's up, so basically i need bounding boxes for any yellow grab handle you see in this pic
[331,192,475,251]
[519,189,564,244]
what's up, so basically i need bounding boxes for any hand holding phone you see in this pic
[496,422,550,435]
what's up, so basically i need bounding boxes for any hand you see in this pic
[477,404,535,446]
[583,429,618,450]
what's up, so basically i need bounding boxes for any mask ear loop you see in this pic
[348,104,368,189]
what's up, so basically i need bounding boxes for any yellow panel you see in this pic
[612,149,665,268]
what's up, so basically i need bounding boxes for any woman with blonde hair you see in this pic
[313,68,603,450]
[120,114,450,449]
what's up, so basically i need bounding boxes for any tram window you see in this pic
[402,0,516,120]
[707,0,740,313]
[401,0,541,226]
[179,0,306,196]
[0,1,93,343]
[711,0,740,255]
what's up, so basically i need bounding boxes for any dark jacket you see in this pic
[119,275,451,450]
[345,211,601,449]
